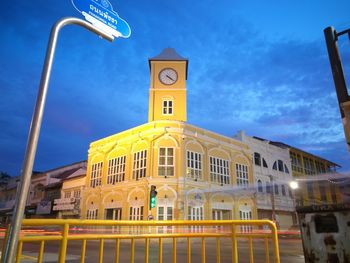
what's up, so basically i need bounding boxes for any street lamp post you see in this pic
[2,17,114,263]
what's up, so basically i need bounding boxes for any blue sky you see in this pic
[1,0,350,175]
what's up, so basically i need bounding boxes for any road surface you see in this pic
[1,237,304,262]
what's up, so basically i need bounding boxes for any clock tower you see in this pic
[148,48,188,122]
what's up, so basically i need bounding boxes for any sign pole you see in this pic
[324,27,350,151]
[2,17,113,263]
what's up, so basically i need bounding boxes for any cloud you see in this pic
[181,22,349,172]
[1,0,349,175]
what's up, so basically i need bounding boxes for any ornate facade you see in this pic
[81,48,257,221]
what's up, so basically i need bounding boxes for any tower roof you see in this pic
[149,48,188,61]
[149,48,188,79]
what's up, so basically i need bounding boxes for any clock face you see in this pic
[159,68,178,85]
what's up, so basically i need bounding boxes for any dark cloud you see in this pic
[186,30,349,171]
[1,0,350,175]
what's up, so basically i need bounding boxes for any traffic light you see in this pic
[150,185,157,209]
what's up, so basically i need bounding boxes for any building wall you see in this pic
[235,131,295,229]
[81,121,257,221]
[29,174,47,206]
[55,176,86,218]
[61,176,86,198]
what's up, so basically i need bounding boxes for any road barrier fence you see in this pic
[0,219,280,263]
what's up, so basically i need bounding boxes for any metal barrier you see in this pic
[1,219,280,263]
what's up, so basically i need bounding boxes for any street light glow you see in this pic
[289,181,299,190]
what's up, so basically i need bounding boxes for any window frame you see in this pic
[158,147,175,177]
[272,162,277,170]
[132,150,147,180]
[87,209,98,219]
[303,156,316,175]
[90,162,103,188]
[157,205,174,220]
[239,209,253,232]
[236,163,249,187]
[64,191,71,199]
[291,152,303,173]
[284,164,289,174]
[162,99,174,115]
[254,152,261,166]
[209,156,230,185]
[107,155,126,184]
[186,150,202,180]
[129,206,144,220]
[262,158,268,168]
[188,206,204,220]
[257,179,263,192]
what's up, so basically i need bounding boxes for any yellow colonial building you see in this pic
[81,48,256,221]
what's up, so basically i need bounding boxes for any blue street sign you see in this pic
[72,0,131,38]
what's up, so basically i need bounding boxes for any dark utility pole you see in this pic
[324,26,350,150]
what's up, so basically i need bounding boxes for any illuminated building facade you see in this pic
[81,48,257,221]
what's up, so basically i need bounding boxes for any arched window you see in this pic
[257,180,263,192]
[284,164,289,173]
[236,163,249,187]
[278,160,284,172]
[273,160,285,172]
[209,156,230,185]
[272,162,277,170]
[254,152,261,166]
[262,158,268,168]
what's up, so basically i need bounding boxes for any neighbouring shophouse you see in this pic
[0,172,45,222]
[29,170,59,218]
[31,161,87,218]
[0,175,20,224]
[52,163,87,219]
[235,132,296,229]
[0,161,87,221]
[269,142,344,207]
[81,48,257,222]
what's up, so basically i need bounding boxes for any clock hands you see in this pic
[166,74,175,81]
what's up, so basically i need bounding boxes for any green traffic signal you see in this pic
[150,196,156,208]
[150,185,157,209]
